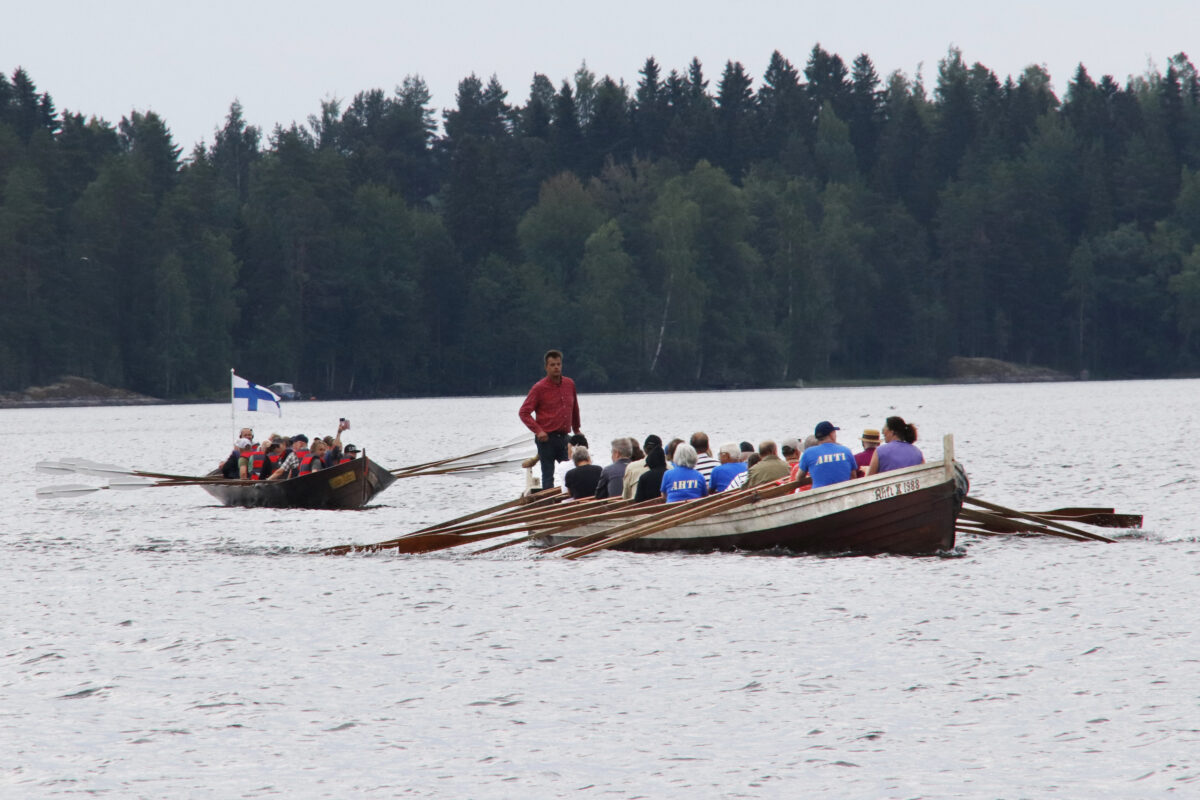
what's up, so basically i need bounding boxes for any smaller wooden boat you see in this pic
[203,454,396,509]
[536,435,966,555]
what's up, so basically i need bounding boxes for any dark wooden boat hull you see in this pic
[202,456,396,509]
[539,455,964,556]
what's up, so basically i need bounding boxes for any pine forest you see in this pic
[2,46,1200,398]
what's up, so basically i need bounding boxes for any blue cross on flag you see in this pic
[232,374,282,416]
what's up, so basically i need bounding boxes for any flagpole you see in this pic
[230,367,236,445]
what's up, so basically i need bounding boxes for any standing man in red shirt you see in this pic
[518,349,583,490]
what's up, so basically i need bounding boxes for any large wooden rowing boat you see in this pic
[203,454,396,509]
[537,435,966,555]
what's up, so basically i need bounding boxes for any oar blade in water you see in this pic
[36,483,104,499]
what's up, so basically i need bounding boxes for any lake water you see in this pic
[4,380,1197,798]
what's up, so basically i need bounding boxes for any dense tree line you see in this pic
[2,47,1200,398]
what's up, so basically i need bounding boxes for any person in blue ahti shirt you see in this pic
[796,421,857,489]
[660,443,708,503]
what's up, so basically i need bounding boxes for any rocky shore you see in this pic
[0,376,163,408]
[947,357,1075,383]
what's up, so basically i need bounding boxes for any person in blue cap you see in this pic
[796,421,857,489]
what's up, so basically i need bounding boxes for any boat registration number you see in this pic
[874,477,920,500]
[328,471,357,490]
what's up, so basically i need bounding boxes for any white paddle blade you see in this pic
[106,477,156,489]
[36,461,79,475]
[72,461,139,478]
[36,483,103,499]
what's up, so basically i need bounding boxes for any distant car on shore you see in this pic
[268,382,302,401]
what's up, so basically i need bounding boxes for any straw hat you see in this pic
[861,428,881,445]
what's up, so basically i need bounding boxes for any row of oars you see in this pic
[35,458,260,498]
[388,434,533,479]
[36,434,540,498]
[955,496,1141,543]
[317,480,802,559]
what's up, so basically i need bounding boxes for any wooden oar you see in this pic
[562,483,795,559]
[1031,512,1142,529]
[38,459,215,482]
[321,499,585,556]
[36,475,259,499]
[403,488,559,536]
[393,457,529,478]
[1037,506,1116,516]
[961,496,1116,542]
[317,491,579,555]
[981,504,1138,528]
[955,520,1099,544]
[380,497,633,552]
[388,433,531,476]
[958,508,1108,542]
[470,498,668,555]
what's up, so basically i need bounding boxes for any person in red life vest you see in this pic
[254,441,282,480]
[300,439,330,474]
[518,349,583,490]
[268,434,308,480]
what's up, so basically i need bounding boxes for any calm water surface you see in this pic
[3,381,1197,798]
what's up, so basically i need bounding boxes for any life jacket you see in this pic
[297,451,317,475]
[249,450,266,480]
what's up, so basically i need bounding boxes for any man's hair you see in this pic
[718,442,740,460]
[568,433,589,448]
[689,432,710,453]
[572,446,591,465]
[544,349,563,363]
[612,438,633,459]
[758,440,778,457]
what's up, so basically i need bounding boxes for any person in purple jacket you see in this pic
[867,416,925,475]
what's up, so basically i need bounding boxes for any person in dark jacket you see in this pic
[633,445,668,502]
[564,446,603,499]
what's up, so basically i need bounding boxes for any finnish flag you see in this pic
[232,374,282,416]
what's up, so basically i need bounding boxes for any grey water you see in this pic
[3,380,1197,798]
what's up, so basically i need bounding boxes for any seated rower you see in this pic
[867,416,924,475]
[746,440,790,487]
[660,443,707,503]
[269,434,309,480]
[304,438,331,473]
[564,446,603,500]
[796,421,856,489]
[855,428,881,477]
[253,441,283,480]
[220,434,254,479]
[633,445,668,502]
[709,443,747,492]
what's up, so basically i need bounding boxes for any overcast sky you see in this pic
[4,1,1194,151]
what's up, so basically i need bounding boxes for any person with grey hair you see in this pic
[563,445,603,499]
[594,437,633,498]
[747,439,791,487]
[709,442,748,492]
[660,442,707,502]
